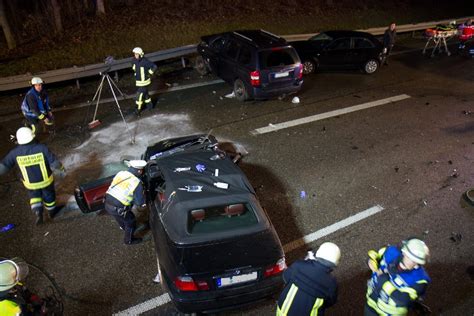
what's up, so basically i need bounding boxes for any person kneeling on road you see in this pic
[365,238,431,316]
[276,242,341,316]
[105,160,147,245]
[0,127,65,226]
[21,77,54,135]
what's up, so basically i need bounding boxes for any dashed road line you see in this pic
[113,204,384,315]
[251,94,411,135]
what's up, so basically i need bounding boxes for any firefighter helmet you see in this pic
[315,242,341,266]
[132,47,144,57]
[402,238,429,265]
[129,160,147,169]
[31,77,44,85]
[0,259,29,291]
[16,127,35,145]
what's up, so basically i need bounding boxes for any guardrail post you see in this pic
[114,71,119,82]
[181,57,186,68]
[76,79,80,89]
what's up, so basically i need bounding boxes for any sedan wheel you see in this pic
[194,56,210,75]
[364,59,379,74]
[233,79,249,102]
[303,60,316,75]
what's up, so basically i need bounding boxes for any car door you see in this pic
[351,37,376,66]
[206,35,228,75]
[218,38,241,83]
[319,37,352,68]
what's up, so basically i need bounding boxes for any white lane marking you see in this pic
[251,94,411,135]
[113,293,171,316]
[283,205,384,253]
[113,204,384,315]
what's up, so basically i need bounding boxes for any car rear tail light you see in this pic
[297,64,303,79]
[174,276,209,291]
[264,258,287,278]
[250,70,260,87]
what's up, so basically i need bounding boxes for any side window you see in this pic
[326,38,351,50]
[353,38,374,49]
[223,40,240,60]
[238,45,252,66]
[210,37,227,51]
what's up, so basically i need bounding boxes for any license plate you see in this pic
[217,271,257,287]
[274,71,289,78]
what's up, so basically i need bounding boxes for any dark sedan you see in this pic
[291,30,384,75]
[75,134,286,314]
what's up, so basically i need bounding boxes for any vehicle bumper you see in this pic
[252,81,303,100]
[168,275,283,313]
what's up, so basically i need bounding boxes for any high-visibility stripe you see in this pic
[140,67,145,82]
[38,113,45,120]
[132,64,136,71]
[16,153,53,190]
[144,98,152,103]
[310,298,324,316]
[277,284,299,316]
[30,197,42,204]
[22,175,53,190]
[0,299,21,316]
[30,124,36,134]
[136,79,151,87]
[377,299,407,315]
[44,200,56,207]
[136,93,144,109]
[106,171,140,206]
[148,69,154,75]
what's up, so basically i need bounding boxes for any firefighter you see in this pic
[21,77,54,135]
[132,47,157,116]
[0,127,65,225]
[104,160,147,245]
[276,242,340,316]
[365,238,431,316]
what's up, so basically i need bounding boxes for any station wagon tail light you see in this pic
[250,70,260,87]
[264,258,287,278]
[297,64,303,79]
[174,276,209,291]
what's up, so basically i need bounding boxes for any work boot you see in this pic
[125,237,143,245]
[48,205,64,219]
[134,108,142,117]
[35,210,43,226]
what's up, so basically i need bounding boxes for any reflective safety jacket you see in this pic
[366,245,431,316]
[106,170,145,207]
[21,87,51,119]
[0,141,61,190]
[0,298,21,316]
[277,259,337,316]
[132,57,157,87]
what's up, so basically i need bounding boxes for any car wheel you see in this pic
[302,59,316,75]
[363,59,379,74]
[233,79,249,102]
[194,56,210,75]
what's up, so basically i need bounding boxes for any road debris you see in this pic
[225,92,235,98]
[394,166,399,172]
[422,200,427,206]
[0,223,15,233]
[292,96,300,104]
[462,110,472,115]
[44,231,50,237]
[300,191,306,199]
[449,232,462,243]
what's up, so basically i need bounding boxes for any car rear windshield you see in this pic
[259,48,299,68]
[188,203,258,234]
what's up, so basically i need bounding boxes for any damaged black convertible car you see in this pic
[74,134,286,314]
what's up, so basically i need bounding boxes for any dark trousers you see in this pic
[135,86,152,111]
[364,303,380,316]
[27,182,56,214]
[105,203,136,244]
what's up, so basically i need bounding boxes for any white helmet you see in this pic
[31,77,43,85]
[401,238,429,265]
[0,259,29,292]
[128,160,147,169]
[132,47,144,57]
[315,242,341,266]
[16,127,35,145]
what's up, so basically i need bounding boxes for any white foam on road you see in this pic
[251,94,411,135]
[114,205,384,315]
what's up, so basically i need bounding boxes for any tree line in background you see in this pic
[0,0,124,50]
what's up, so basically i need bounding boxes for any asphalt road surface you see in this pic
[0,46,473,316]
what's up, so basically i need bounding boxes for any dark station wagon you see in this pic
[291,30,385,75]
[75,134,286,314]
[196,29,303,101]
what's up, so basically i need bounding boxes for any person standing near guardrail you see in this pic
[132,47,157,117]
[382,22,397,66]
[20,77,54,135]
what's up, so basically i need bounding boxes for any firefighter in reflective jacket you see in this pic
[132,47,157,116]
[21,77,54,135]
[365,238,431,316]
[276,242,341,316]
[105,160,147,245]
[0,127,64,226]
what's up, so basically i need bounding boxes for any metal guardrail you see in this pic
[1,16,472,92]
